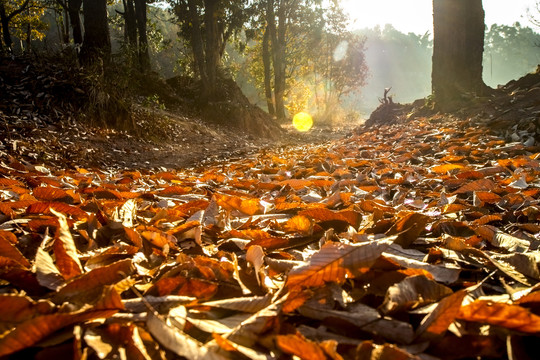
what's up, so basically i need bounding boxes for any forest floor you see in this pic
[0,103,357,171]
[1,61,540,358]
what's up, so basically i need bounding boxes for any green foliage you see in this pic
[1,0,49,51]
[484,22,540,87]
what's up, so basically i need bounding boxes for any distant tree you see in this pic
[117,0,150,71]
[244,1,366,121]
[352,25,432,115]
[80,0,110,65]
[484,23,540,85]
[246,0,326,121]
[169,0,249,101]
[55,0,82,45]
[0,0,31,52]
[432,0,489,110]
[308,3,368,121]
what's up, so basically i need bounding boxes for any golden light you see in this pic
[292,112,313,132]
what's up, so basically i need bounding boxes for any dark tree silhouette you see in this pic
[81,0,111,65]
[432,0,490,110]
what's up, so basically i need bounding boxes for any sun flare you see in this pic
[292,112,313,132]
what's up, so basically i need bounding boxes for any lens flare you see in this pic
[292,112,313,132]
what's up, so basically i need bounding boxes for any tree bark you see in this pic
[203,0,219,99]
[262,26,275,116]
[81,0,111,65]
[134,0,150,71]
[68,0,83,45]
[267,0,286,121]
[432,0,488,110]
[0,3,11,51]
[61,7,70,44]
[122,0,137,47]
[187,0,210,101]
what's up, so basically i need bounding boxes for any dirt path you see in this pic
[0,107,358,170]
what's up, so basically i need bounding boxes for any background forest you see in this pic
[1,0,540,120]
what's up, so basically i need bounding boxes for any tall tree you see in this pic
[80,0,110,65]
[171,0,249,101]
[0,0,31,52]
[432,0,489,109]
[134,0,150,71]
[55,0,83,45]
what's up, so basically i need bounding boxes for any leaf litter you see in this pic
[1,114,540,358]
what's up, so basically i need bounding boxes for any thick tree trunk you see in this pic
[203,0,220,99]
[262,26,275,116]
[81,0,111,65]
[134,0,150,71]
[68,0,83,45]
[432,0,488,109]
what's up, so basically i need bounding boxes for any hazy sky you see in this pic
[342,0,539,34]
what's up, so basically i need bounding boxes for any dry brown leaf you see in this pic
[51,208,83,280]
[457,300,540,333]
[0,308,119,357]
[276,333,327,360]
[416,289,467,339]
[287,237,395,288]
[381,275,453,314]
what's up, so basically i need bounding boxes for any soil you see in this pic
[0,56,356,171]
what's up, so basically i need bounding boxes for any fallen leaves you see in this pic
[1,115,540,358]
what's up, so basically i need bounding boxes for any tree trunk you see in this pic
[432,0,488,110]
[62,7,70,44]
[134,0,150,71]
[267,0,286,121]
[68,0,83,45]
[0,4,13,51]
[81,0,111,65]
[262,26,275,116]
[187,0,210,101]
[122,0,137,48]
[203,0,219,99]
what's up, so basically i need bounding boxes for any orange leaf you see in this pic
[51,209,83,280]
[27,202,87,218]
[473,191,501,204]
[287,237,394,288]
[387,212,429,248]
[416,289,467,339]
[282,289,313,313]
[431,164,464,174]
[278,179,313,190]
[457,300,540,333]
[0,178,23,187]
[276,334,327,360]
[0,295,54,323]
[0,232,30,268]
[283,215,312,234]
[54,259,134,301]
[0,308,118,357]
[158,186,191,196]
[142,230,175,249]
[33,186,72,203]
[298,208,360,227]
[453,179,497,194]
